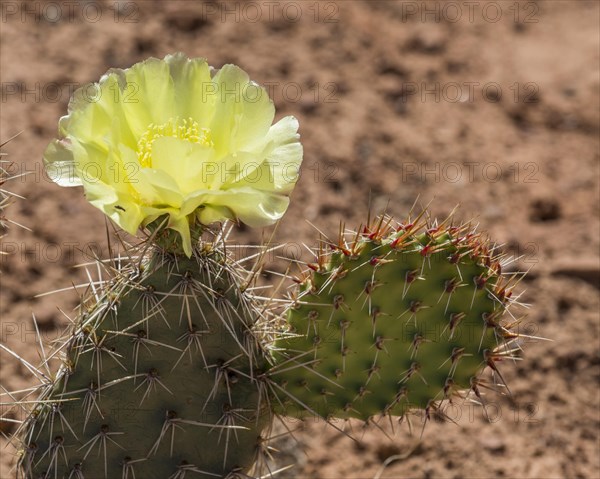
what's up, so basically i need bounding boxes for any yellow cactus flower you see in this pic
[44,53,303,256]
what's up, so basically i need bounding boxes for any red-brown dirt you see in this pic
[1,1,599,478]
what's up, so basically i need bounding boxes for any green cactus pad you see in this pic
[269,217,518,422]
[17,246,270,478]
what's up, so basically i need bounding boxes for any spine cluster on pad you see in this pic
[268,215,523,424]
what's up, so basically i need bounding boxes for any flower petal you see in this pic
[194,187,290,227]
[136,168,184,208]
[210,65,275,155]
[228,116,302,193]
[60,75,136,151]
[150,136,214,193]
[84,181,145,235]
[165,53,214,127]
[43,140,81,187]
[166,214,193,257]
[119,57,176,137]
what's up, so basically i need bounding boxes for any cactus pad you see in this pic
[269,215,521,423]
[16,242,271,478]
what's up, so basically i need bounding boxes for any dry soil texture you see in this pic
[1,1,599,478]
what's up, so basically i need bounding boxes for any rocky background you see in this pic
[1,1,598,478]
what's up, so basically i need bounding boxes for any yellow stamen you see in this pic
[137,117,212,167]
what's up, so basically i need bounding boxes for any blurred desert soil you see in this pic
[1,1,599,478]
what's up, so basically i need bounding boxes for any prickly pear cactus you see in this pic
[17,237,271,478]
[1,52,536,478]
[269,215,521,423]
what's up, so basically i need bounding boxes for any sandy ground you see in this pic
[1,1,599,478]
